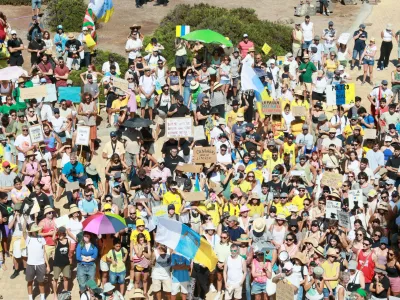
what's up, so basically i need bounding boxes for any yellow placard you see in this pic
[277,56,285,66]
[262,43,271,55]
[345,83,355,105]
[85,34,96,48]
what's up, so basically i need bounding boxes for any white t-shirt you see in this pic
[369,87,393,106]
[40,103,54,122]
[144,54,166,70]
[59,107,72,119]
[139,75,156,96]
[313,77,328,94]
[50,116,67,133]
[26,236,46,265]
[66,218,83,243]
[125,38,143,60]
[289,60,299,78]
[102,61,121,74]
[217,152,232,164]
[9,215,25,237]
[329,115,349,136]
[14,134,32,162]
[301,22,314,42]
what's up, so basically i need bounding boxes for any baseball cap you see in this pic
[243,33,249,38]
[393,191,399,197]
[283,261,293,271]
[114,172,121,179]
[110,131,117,137]
[104,203,112,210]
[348,260,357,270]
[245,123,254,129]
[10,30,16,35]
[328,21,334,26]
[53,108,60,114]
[82,26,88,31]
[302,124,309,130]
[2,161,10,168]
[382,80,388,85]
[359,24,366,29]
[87,73,93,79]
[136,219,145,226]
[386,179,395,185]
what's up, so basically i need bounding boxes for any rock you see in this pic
[343,0,357,4]
[278,17,295,25]
[294,3,317,17]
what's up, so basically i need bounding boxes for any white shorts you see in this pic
[152,278,172,293]
[100,260,110,272]
[171,281,189,296]
[225,284,243,300]
[12,239,27,259]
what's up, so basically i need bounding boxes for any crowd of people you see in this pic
[0,3,399,300]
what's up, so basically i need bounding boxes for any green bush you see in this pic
[45,0,86,32]
[147,4,292,66]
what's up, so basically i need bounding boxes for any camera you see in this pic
[302,211,309,217]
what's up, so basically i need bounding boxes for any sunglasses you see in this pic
[286,238,293,241]
[363,243,370,246]
[106,200,112,202]
[389,253,394,256]
[104,209,111,212]
[85,194,93,197]
[221,236,228,239]
[230,249,238,253]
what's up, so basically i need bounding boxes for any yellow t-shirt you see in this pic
[238,181,252,193]
[321,261,340,289]
[226,107,245,125]
[106,248,127,273]
[248,204,264,217]
[205,202,221,227]
[111,97,129,111]
[325,59,339,73]
[265,158,283,173]
[291,193,309,211]
[291,119,305,137]
[283,142,296,165]
[274,202,290,217]
[262,149,273,161]
[223,203,240,216]
[163,191,183,214]
[130,229,151,243]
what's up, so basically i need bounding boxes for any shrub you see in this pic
[146,4,292,66]
[45,0,86,32]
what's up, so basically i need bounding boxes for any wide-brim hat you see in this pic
[86,164,98,175]
[314,246,325,256]
[68,33,75,39]
[190,80,200,90]
[236,234,251,243]
[213,82,223,90]
[377,202,389,211]
[292,252,307,265]
[253,217,266,232]
[240,205,250,214]
[326,248,338,257]
[25,150,36,157]
[130,24,142,30]
[131,289,146,299]
[28,223,43,233]
[276,214,287,221]
[44,205,55,215]
[328,190,341,200]
[304,237,318,248]
[69,204,80,215]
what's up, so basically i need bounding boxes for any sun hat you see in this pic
[132,289,146,299]
[318,114,327,122]
[85,164,98,175]
[214,82,223,89]
[314,246,325,256]
[380,237,388,245]
[253,217,266,233]
[240,205,250,214]
[313,266,324,276]
[276,214,287,221]
[190,80,200,90]
[69,204,80,215]
[303,54,309,59]
[25,150,36,157]
[44,205,54,215]
[130,24,142,30]
[288,205,298,213]
[283,261,293,271]
[292,252,307,265]
[328,190,341,200]
[103,282,115,293]
[170,66,177,72]
[68,33,75,39]
[104,203,112,210]
[377,202,389,211]
[204,223,216,231]
[368,189,377,197]
[304,237,318,248]
[28,223,43,233]
[248,47,255,52]
[136,219,145,227]
[326,248,339,257]
[237,234,251,243]
[228,215,238,223]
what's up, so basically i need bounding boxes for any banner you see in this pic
[326,200,341,219]
[166,117,193,138]
[262,100,281,115]
[58,87,82,103]
[20,85,47,100]
[337,210,350,228]
[364,129,377,140]
[175,164,203,173]
[43,84,57,102]
[338,33,351,45]
[152,205,168,217]
[193,126,206,141]
[193,147,217,164]
[326,84,356,106]
[276,281,295,300]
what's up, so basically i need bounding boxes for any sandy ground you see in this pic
[0,0,398,298]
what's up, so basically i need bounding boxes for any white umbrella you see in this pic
[0,66,26,81]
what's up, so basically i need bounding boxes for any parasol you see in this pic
[82,212,127,234]
[181,29,233,47]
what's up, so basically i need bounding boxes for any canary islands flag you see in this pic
[156,218,218,271]
[89,0,114,23]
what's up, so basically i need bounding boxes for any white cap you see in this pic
[269,59,276,64]
[283,261,294,270]
[286,52,293,57]
[10,30,16,35]
[243,33,249,38]
[82,26,88,31]
[385,136,393,142]
[338,65,344,71]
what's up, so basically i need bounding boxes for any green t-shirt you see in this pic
[299,62,317,83]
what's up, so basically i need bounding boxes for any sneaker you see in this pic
[127,283,134,291]
[209,284,217,293]
[323,12,327,16]
[350,65,354,70]
[10,269,20,279]
[215,292,221,300]
[361,81,365,85]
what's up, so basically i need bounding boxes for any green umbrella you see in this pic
[181,29,233,47]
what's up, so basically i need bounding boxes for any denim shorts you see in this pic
[352,49,364,60]
[220,79,230,85]
[323,287,336,298]
[109,270,126,285]
[251,281,266,295]
[302,40,312,50]
[363,58,374,66]
[140,96,155,109]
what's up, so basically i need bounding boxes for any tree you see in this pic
[45,0,86,32]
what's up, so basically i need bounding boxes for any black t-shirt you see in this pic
[372,276,390,298]
[7,38,23,57]
[30,192,50,210]
[164,154,184,173]
[0,202,11,220]
[28,40,46,64]
[130,175,152,189]
[241,131,261,151]
[65,39,82,58]
[266,180,289,194]
[386,154,400,180]
[197,105,211,126]
[168,104,189,118]
[121,217,136,247]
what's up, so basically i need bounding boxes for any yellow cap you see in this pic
[104,203,112,210]
[136,219,145,226]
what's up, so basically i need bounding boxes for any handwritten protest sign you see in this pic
[183,192,206,202]
[338,33,351,45]
[262,101,281,115]
[326,200,341,219]
[55,215,70,228]
[321,172,343,190]
[152,205,168,217]
[175,164,203,173]
[262,43,271,55]
[113,77,129,91]
[292,106,307,117]
[193,147,217,164]
[166,117,193,138]
[348,189,362,210]
[20,85,47,100]
[66,181,79,192]
[364,129,377,140]
[29,124,44,144]
[337,210,350,228]
[76,125,90,146]
[194,126,206,141]
[276,281,295,300]
[58,87,82,103]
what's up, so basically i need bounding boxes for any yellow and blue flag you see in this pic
[89,0,114,23]
[156,218,218,271]
[176,25,190,38]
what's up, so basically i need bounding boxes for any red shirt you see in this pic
[357,249,375,283]
[54,65,70,87]
[238,40,254,59]
[39,219,56,246]
[38,62,54,84]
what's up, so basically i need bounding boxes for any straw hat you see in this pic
[326,248,338,257]
[213,82,223,90]
[377,202,389,211]
[248,47,255,52]
[253,217,266,233]
[292,252,307,265]
[304,237,318,248]
[68,33,75,39]
[28,223,43,233]
[25,150,36,157]
[190,80,200,90]
[45,49,53,56]
[130,24,142,30]
[43,205,54,215]
[131,289,146,299]
[314,246,325,256]
[276,214,287,221]
[69,204,80,215]
[328,190,341,200]
[17,77,25,84]
[236,234,251,243]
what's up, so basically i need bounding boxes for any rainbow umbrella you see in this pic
[82,212,127,234]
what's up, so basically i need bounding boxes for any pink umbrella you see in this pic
[82,212,127,234]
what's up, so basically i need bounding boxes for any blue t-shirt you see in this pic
[62,162,85,182]
[362,114,375,129]
[232,123,247,142]
[171,254,190,283]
